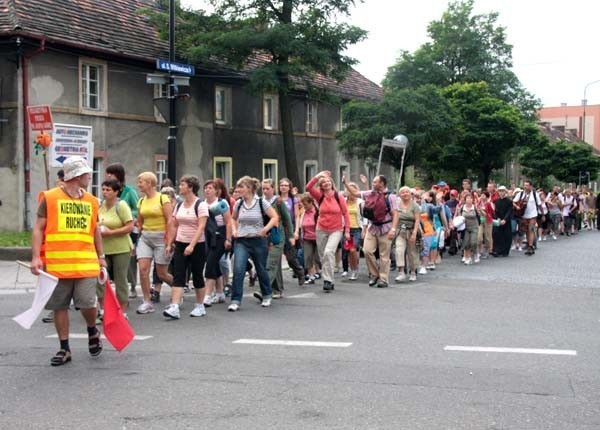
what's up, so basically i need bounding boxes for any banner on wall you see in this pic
[49,123,94,167]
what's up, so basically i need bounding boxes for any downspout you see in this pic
[20,38,46,230]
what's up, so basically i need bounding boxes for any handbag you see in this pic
[269,227,282,245]
[514,193,528,217]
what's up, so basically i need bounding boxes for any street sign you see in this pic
[156,59,195,76]
[49,123,93,167]
[27,105,53,131]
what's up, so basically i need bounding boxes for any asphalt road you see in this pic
[1,231,599,429]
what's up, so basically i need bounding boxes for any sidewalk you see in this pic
[0,260,37,290]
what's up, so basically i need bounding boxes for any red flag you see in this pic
[102,280,135,352]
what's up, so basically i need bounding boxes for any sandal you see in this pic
[50,349,72,366]
[88,329,103,357]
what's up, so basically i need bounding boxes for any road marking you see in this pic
[444,346,577,356]
[0,290,29,295]
[287,292,319,299]
[233,339,352,348]
[47,333,153,340]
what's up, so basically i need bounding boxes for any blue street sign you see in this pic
[156,59,195,76]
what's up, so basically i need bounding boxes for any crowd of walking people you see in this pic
[31,155,600,366]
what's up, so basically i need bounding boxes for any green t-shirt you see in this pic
[99,200,133,255]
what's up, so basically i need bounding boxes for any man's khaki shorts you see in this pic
[45,277,97,310]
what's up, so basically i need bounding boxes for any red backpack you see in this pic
[362,191,391,225]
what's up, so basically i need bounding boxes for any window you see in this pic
[339,163,349,186]
[338,106,346,131]
[263,94,278,130]
[214,157,233,189]
[79,58,107,113]
[156,157,167,187]
[306,102,318,133]
[92,157,104,198]
[262,159,278,183]
[153,84,168,122]
[215,86,231,125]
[304,161,318,185]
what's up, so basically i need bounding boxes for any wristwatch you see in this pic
[98,254,106,259]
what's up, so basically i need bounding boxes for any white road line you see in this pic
[46,333,153,340]
[444,346,577,356]
[0,290,29,295]
[233,339,352,348]
[287,292,319,299]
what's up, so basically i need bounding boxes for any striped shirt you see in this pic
[233,197,272,237]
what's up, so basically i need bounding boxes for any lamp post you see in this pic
[376,135,409,187]
[582,79,600,143]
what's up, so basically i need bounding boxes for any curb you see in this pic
[0,247,32,261]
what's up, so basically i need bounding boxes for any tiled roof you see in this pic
[0,0,382,102]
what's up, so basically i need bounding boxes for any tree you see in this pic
[520,139,600,186]
[337,85,457,183]
[383,0,539,118]
[439,82,531,185]
[143,0,367,187]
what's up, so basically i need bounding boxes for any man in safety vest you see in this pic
[31,156,107,366]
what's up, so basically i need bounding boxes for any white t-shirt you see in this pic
[513,191,540,219]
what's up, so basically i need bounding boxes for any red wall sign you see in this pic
[27,105,53,131]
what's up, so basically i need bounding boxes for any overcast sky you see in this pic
[182,0,600,108]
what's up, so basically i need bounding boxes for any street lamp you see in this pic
[375,134,409,188]
[582,79,600,143]
[578,171,590,188]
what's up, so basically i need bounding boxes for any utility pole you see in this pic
[167,0,177,184]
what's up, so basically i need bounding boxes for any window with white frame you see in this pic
[262,159,278,184]
[156,158,167,187]
[306,101,318,133]
[263,94,277,130]
[153,84,168,122]
[214,157,233,189]
[92,157,104,197]
[339,163,349,186]
[304,161,318,185]
[215,86,231,125]
[80,59,107,113]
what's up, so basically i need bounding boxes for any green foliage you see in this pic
[520,139,600,185]
[383,0,540,118]
[0,231,31,247]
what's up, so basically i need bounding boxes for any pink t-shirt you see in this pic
[306,177,350,233]
[175,199,209,243]
[301,209,317,241]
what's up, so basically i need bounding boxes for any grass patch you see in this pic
[0,231,31,247]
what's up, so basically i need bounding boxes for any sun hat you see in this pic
[62,156,92,181]
[497,185,508,192]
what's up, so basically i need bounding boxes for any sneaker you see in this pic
[190,304,206,317]
[341,271,348,277]
[261,298,272,307]
[150,289,160,303]
[510,244,516,250]
[516,246,522,252]
[42,311,54,323]
[552,234,557,240]
[368,278,379,287]
[224,283,232,297]
[418,267,427,275]
[395,272,406,282]
[409,274,417,282]
[253,291,263,303]
[128,288,137,299]
[474,256,480,264]
[136,301,155,314]
[163,304,180,319]
[203,294,214,307]
[314,273,322,280]
[304,276,315,285]
[464,258,473,265]
[272,292,283,299]
[461,256,466,262]
[428,263,437,270]
[376,281,388,288]
[213,293,226,304]
[323,281,334,292]
[349,271,358,281]
[228,303,240,312]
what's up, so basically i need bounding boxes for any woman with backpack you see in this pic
[163,175,209,319]
[96,178,134,321]
[202,179,232,307]
[278,178,305,285]
[295,194,321,284]
[391,186,421,282]
[306,171,350,292]
[229,176,279,311]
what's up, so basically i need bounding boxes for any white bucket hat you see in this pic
[63,156,92,181]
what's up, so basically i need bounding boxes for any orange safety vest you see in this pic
[42,187,100,278]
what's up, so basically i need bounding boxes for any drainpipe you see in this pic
[20,38,46,230]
